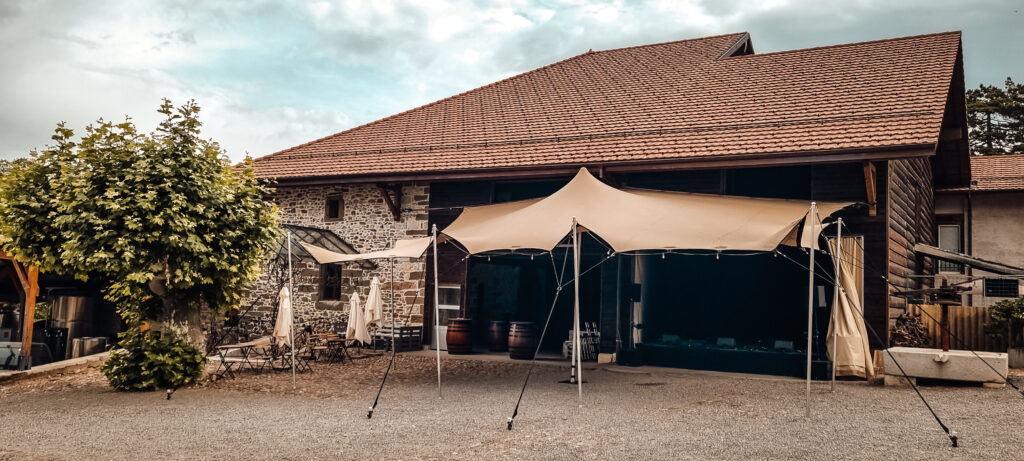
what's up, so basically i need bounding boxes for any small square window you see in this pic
[984,278,1019,298]
[325,195,344,221]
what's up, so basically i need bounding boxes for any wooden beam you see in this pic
[862,161,877,216]
[20,265,38,369]
[377,183,402,221]
[914,243,1024,275]
[10,259,29,293]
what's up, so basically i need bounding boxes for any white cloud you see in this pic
[1,0,1021,163]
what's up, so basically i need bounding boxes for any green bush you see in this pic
[101,327,206,391]
[985,296,1024,348]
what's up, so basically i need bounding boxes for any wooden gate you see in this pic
[908,304,1006,352]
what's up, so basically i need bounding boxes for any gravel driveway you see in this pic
[1,354,1022,460]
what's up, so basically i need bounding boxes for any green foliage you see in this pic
[0,100,280,323]
[985,296,1024,348]
[101,327,206,391]
[966,77,1024,155]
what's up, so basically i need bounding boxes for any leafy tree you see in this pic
[986,296,1024,348]
[0,100,280,338]
[966,77,1024,155]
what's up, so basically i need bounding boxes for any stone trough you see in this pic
[882,346,1008,387]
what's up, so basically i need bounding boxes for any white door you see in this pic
[434,284,461,351]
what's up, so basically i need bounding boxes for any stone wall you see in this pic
[228,182,429,340]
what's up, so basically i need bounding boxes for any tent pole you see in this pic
[288,231,296,389]
[572,217,582,406]
[390,253,396,368]
[831,218,842,392]
[432,224,442,398]
[805,202,817,418]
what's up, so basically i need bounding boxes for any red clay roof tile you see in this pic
[953,154,1024,192]
[252,31,962,180]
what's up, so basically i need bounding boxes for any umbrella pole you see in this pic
[805,202,817,418]
[288,231,296,390]
[391,254,396,369]
[573,217,582,406]
[831,218,842,392]
[432,225,442,398]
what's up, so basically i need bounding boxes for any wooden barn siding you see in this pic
[811,162,889,349]
[886,158,937,324]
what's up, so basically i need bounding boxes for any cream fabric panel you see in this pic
[827,236,874,378]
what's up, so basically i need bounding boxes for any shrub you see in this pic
[101,327,206,391]
[985,296,1024,348]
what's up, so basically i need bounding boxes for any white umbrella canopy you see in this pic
[365,277,384,325]
[273,285,293,347]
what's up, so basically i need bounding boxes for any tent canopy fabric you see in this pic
[299,237,432,264]
[827,237,874,378]
[441,168,852,254]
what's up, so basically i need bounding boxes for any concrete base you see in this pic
[883,374,917,387]
[883,347,1007,385]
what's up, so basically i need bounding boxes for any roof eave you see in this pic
[264,143,936,186]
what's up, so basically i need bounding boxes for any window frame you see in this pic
[320,264,344,301]
[324,194,344,222]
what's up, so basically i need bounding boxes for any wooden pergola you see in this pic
[0,247,39,369]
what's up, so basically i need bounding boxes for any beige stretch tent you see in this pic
[442,168,847,253]
[300,168,866,416]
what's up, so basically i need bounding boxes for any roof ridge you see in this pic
[257,33,745,163]
[729,30,961,59]
[586,32,746,56]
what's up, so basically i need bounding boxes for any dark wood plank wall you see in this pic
[810,162,889,348]
[886,157,937,318]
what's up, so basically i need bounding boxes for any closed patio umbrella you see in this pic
[273,285,292,347]
[365,277,383,326]
[347,292,371,345]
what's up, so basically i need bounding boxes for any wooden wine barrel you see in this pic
[445,318,473,355]
[508,321,538,360]
[488,320,510,352]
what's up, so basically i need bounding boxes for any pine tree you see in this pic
[966,77,1024,155]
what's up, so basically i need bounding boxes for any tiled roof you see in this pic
[252,31,962,180]
[956,154,1024,192]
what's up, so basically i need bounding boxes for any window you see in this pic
[321,264,343,300]
[984,278,1019,298]
[325,195,344,221]
[937,225,962,273]
[438,284,461,310]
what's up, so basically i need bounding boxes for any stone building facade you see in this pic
[229,182,430,339]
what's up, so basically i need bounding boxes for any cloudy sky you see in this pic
[1,0,1021,162]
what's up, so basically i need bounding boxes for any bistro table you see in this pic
[211,338,272,379]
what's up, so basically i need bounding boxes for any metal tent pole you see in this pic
[432,225,442,398]
[831,218,843,392]
[288,231,296,389]
[572,217,582,406]
[805,202,817,418]
[390,253,396,367]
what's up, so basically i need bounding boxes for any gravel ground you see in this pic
[1,353,1023,460]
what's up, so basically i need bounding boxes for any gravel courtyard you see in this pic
[1,354,1023,460]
